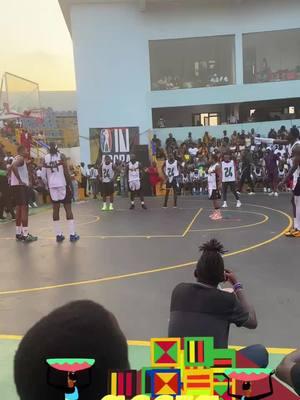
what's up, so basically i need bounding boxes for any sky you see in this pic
[0,0,76,91]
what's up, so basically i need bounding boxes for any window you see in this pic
[149,35,235,91]
[192,113,220,127]
[243,29,300,84]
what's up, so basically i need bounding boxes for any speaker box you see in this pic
[133,145,150,167]
[133,145,152,196]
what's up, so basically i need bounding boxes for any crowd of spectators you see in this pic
[150,126,294,196]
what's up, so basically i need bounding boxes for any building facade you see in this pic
[59,0,300,162]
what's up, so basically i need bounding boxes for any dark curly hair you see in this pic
[196,239,227,286]
[14,300,129,400]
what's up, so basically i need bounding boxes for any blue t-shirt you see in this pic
[65,386,79,400]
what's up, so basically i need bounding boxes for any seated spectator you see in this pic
[14,300,129,400]
[168,239,268,368]
[188,143,198,158]
[276,350,300,396]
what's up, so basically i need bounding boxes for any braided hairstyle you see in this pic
[195,239,227,286]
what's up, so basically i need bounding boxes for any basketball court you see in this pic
[0,194,298,398]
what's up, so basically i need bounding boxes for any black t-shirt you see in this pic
[291,363,300,395]
[168,282,249,348]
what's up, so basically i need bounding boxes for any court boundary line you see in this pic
[0,335,295,355]
[0,205,292,296]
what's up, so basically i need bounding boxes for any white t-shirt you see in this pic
[208,163,219,190]
[188,147,198,157]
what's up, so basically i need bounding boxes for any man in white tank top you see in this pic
[10,145,38,242]
[256,127,300,236]
[162,153,180,208]
[127,154,147,210]
[221,152,241,208]
[41,143,79,243]
[279,142,300,237]
[99,155,115,211]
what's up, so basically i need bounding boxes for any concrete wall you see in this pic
[69,0,300,162]
[153,119,300,144]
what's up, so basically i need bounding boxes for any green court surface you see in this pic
[0,338,289,400]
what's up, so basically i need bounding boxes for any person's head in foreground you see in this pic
[14,300,129,400]
[276,349,300,396]
[194,239,226,287]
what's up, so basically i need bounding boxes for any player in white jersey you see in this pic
[127,154,147,210]
[207,153,222,220]
[41,142,79,243]
[10,145,38,242]
[162,153,180,208]
[256,127,300,236]
[99,155,115,211]
[221,152,241,208]
[279,143,300,237]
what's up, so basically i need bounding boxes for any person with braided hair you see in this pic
[168,239,268,368]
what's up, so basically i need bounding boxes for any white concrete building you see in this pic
[59,0,300,162]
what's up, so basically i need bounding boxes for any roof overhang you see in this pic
[59,0,245,36]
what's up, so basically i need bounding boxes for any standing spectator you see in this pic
[168,239,267,367]
[203,131,211,145]
[147,161,162,196]
[151,134,162,158]
[264,148,280,196]
[238,149,255,195]
[89,165,99,199]
[80,162,88,197]
[20,130,32,154]
[157,116,166,128]
[165,133,177,153]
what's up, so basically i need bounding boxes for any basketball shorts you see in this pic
[208,189,221,200]
[50,186,72,204]
[166,177,179,190]
[129,180,141,192]
[101,182,114,197]
[293,178,300,196]
[11,185,29,206]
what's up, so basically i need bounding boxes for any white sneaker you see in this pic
[267,188,271,193]
[236,191,241,195]
[268,192,274,196]
[274,192,279,197]
[236,200,242,208]
[264,187,267,193]
[222,202,228,208]
[33,202,38,208]
[248,192,255,195]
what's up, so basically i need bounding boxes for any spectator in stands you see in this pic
[151,134,163,158]
[203,131,211,145]
[14,300,129,400]
[188,143,198,159]
[185,132,194,147]
[0,143,5,159]
[168,239,268,367]
[157,116,166,128]
[276,349,300,396]
[165,133,177,153]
